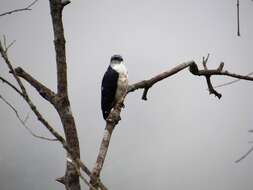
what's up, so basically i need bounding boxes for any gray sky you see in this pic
[0,0,253,190]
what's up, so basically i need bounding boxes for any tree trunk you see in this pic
[49,1,81,189]
[58,100,81,190]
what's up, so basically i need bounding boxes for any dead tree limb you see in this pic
[0,39,107,190]
[90,103,122,189]
[214,71,253,89]
[129,58,253,100]
[128,61,195,100]
[0,0,108,188]
[11,67,57,105]
[0,93,57,141]
[48,0,82,189]
[0,0,38,17]
[235,145,253,163]
[0,40,65,145]
[0,76,23,97]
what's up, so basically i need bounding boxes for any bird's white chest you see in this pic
[111,63,128,76]
[111,63,128,102]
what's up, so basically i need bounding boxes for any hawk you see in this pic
[101,55,128,120]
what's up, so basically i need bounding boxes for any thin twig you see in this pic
[202,53,210,70]
[3,35,7,50]
[0,76,23,97]
[213,71,253,89]
[23,110,31,124]
[0,94,57,141]
[6,40,16,52]
[2,35,16,54]
[0,0,38,17]
[237,0,240,36]
[235,146,253,163]
[200,54,222,98]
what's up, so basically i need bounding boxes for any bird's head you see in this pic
[110,55,124,65]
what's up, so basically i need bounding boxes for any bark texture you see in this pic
[49,0,80,189]
[90,104,122,189]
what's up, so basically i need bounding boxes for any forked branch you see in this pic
[128,55,253,100]
[1,0,107,188]
[0,76,23,97]
[12,67,57,106]
[0,94,57,141]
[0,40,65,144]
[0,39,107,189]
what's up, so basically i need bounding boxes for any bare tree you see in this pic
[0,1,105,190]
[1,1,253,190]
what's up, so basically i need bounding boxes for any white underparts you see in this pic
[110,61,128,75]
[111,61,128,103]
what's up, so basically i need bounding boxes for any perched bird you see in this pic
[101,55,128,120]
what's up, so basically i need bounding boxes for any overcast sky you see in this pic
[0,0,253,190]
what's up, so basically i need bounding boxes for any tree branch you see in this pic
[0,0,38,17]
[200,54,222,99]
[0,40,65,144]
[66,157,98,190]
[128,57,253,100]
[62,146,108,190]
[0,76,23,97]
[128,61,195,100]
[235,146,253,163]
[12,67,57,106]
[0,94,57,141]
[0,40,107,189]
[61,0,71,7]
[48,1,88,190]
[213,71,253,89]
[90,102,124,189]
[49,0,68,95]
[77,159,108,190]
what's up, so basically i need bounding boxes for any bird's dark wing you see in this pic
[101,66,119,120]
